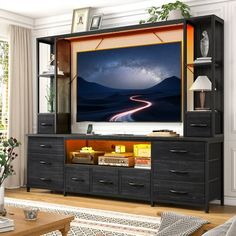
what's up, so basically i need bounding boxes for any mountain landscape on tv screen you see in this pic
[76,42,181,122]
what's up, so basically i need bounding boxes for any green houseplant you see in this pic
[140,1,191,24]
[0,136,20,215]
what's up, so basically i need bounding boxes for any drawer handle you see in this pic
[71,177,85,182]
[39,177,51,182]
[40,123,53,127]
[169,170,189,175]
[190,123,208,127]
[169,189,188,195]
[39,144,52,148]
[39,161,51,165]
[99,180,113,185]
[128,182,145,187]
[169,149,188,153]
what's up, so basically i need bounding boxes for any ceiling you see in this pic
[0,0,153,19]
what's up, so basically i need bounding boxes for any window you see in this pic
[0,40,9,138]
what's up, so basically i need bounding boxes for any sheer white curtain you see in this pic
[6,25,33,188]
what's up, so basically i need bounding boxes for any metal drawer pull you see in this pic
[39,177,51,182]
[40,123,53,127]
[169,149,188,153]
[99,180,113,185]
[169,189,188,195]
[190,123,208,127]
[39,161,51,165]
[39,144,52,148]
[128,182,145,187]
[169,170,189,175]
[71,177,85,182]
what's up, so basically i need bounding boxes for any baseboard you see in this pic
[224,197,236,206]
[211,197,236,206]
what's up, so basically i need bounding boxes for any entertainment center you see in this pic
[28,15,224,213]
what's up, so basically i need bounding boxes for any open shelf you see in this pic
[65,139,151,169]
[187,62,220,67]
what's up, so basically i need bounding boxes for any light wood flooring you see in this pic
[6,188,236,228]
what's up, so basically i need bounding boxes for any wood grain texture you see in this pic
[2,206,73,236]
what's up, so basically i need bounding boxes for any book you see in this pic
[0,217,14,232]
[0,226,14,233]
[196,57,212,60]
[104,152,133,158]
[0,216,14,228]
[134,166,151,169]
[194,57,212,64]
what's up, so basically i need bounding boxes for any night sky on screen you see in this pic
[77,42,181,90]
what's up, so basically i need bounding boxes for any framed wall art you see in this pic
[89,14,103,31]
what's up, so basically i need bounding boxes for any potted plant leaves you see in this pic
[140,0,191,24]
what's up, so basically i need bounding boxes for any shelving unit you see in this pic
[184,15,224,137]
[37,38,71,134]
[29,14,224,213]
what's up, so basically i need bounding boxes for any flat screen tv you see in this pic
[76,42,182,122]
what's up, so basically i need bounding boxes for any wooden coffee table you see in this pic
[2,207,74,236]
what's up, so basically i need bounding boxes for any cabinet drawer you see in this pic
[152,141,205,161]
[152,160,204,182]
[153,180,204,204]
[92,168,118,195]
[28,137,64,155]
[28,153,64,162]
[120,170,150,200]
[185,112,211,137]
[28,160,63,177]
[38,114,55,134]
[65,165,90,193]
[27,172,63,190]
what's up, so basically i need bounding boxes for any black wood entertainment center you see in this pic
[28,15,224,212]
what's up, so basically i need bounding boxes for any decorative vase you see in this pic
[0,185,6,216]
[167,10,183,20]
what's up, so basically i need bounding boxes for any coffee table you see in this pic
[2,207,74,236]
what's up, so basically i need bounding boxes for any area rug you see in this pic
[5,197,160,236]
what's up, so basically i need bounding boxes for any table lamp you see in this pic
[190,75,212,110]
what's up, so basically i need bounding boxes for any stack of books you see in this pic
[134,157,151,169]
[0,216,14,233]
[194,57,212,64]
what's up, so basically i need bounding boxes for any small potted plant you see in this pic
[0,136,20,215]
[140,0,191,24]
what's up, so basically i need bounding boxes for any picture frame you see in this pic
[90,15,103,31]
[71,8,90,33]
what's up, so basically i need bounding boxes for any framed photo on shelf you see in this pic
[90,15,103,31]
[71,8,90,33]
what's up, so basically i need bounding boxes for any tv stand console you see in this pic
[29,14,224,213]
[27,134,223,213]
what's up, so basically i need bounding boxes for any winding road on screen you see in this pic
[109,95,152,122]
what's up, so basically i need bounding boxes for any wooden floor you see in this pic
[6,188,236,228]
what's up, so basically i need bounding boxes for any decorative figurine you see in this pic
[200,31,209,57]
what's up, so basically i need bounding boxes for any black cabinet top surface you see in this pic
[27,133,223,143]
[37,14,223,43]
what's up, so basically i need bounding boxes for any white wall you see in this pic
[2,0,236,205]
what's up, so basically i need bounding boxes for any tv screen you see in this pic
[77,42,182,122]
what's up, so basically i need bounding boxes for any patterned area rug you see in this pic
[5,197,160,236]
